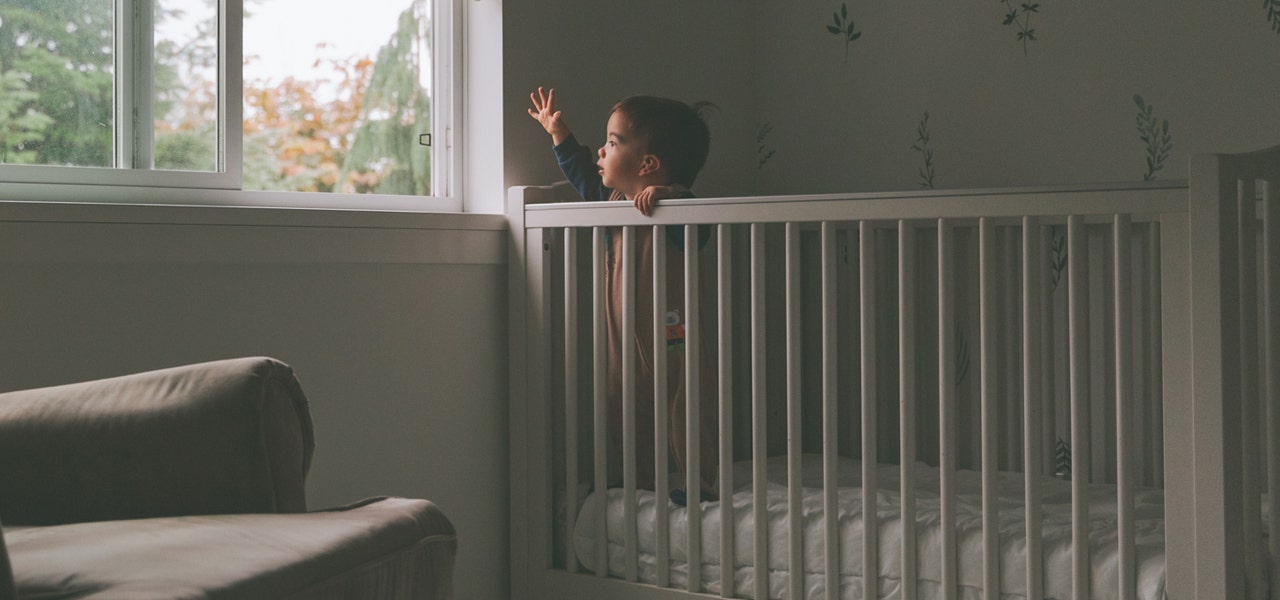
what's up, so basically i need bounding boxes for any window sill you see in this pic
[0,194,507,266]
[0,186,501,232]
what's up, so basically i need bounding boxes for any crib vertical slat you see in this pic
[978,218,999,600]
[1002,230,1020,471]
[564,229,580,575]
[938,219,959,600]
[1237,180,1264,600]
[1040,226,1057,479]
[1021,217,1045,600]
[1067,215,1091,600]
[592,227,609,578]
[859,220,879,599]
[1146,224,1164,488]
[822,222,840,600]
[621,226,639,583]
[751,223,769,600]
[898,220,918,600]
[684,224,703,593]
[1265,181,1280,592]
[653,225,671,589]
[717,224,735,598]
[1114,215,1136,600]
[785,222,804,600]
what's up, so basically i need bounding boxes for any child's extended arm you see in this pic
[530,86,610,202]
[528,87,570,146]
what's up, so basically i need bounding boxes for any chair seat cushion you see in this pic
[4,497,455,600]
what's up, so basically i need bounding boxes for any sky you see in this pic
[241,0,418,84]
[158,0,420,85]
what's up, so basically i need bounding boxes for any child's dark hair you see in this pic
[610,96,714,187]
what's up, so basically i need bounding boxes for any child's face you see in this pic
[596,111,648,196]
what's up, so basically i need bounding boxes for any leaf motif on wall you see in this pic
[1268,0,1280,33]
[1048,226,1067,293]
[1133,94,1173,181]
[755,121,776,169]
[909,112,936,189]
[826,2,863,63]
[1000,0,1043,55]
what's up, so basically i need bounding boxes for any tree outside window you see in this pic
[0,0,435,197]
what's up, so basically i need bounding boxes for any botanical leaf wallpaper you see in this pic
[826,2,863,63]
[1133,95,1173,181]
[506,0,1280,200]
[1000,1,1041,55]
[742,1,1279,196]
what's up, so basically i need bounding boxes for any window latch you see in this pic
[418,133,431,147]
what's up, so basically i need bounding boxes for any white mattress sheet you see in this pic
[573,454,1238,600]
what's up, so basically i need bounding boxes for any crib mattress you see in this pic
[573,455,1239,600]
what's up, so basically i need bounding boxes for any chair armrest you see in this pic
[0,357,314,525]
[0,519,13,600]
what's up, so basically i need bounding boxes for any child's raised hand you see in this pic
[528,87,570,146]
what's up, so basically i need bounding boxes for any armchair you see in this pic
[0,357,455,600]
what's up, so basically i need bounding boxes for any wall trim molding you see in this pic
[0,202,507,265]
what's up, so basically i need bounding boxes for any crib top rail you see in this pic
[513,180,1188,230]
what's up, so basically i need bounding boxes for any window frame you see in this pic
[0,0,460,212]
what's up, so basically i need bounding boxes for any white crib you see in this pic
[507,145,1280,600]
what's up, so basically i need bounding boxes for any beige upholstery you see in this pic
[0,358,455,599]
[0,521,13,600]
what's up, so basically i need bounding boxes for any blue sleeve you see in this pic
[551,134,610,202]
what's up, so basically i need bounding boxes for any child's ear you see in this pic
[639,154,662,176]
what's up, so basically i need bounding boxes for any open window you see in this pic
[0,0,457,209]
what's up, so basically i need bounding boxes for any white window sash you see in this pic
[0,0,460,212]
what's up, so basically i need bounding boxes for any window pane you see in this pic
[0,0,114,167]
[154,0,219,172]
[243,0,433,196]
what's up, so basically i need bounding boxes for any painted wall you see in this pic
[504,1,1280,200]
[752,1,1280,195]
[0,205,508,600]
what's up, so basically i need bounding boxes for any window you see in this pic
[0,0,456,209]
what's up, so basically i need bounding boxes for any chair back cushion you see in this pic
[0,357,314,525]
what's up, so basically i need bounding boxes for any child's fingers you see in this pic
[634,195,653,217]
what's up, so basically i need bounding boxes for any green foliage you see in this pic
[826,2,862,63]
[1133,94,1173,181]
[1268,0,1280,33]
[1000,0,1041,55]
[0,69,53,163]
[910,112,936,189]
[0,0,114,166]
[755,122,775,169]
[1,0,429,195]
[155,129,216,172]
[1054,437,1071,479]
[339,0,432,195]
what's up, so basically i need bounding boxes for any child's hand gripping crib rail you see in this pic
[507,145,1280,600]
